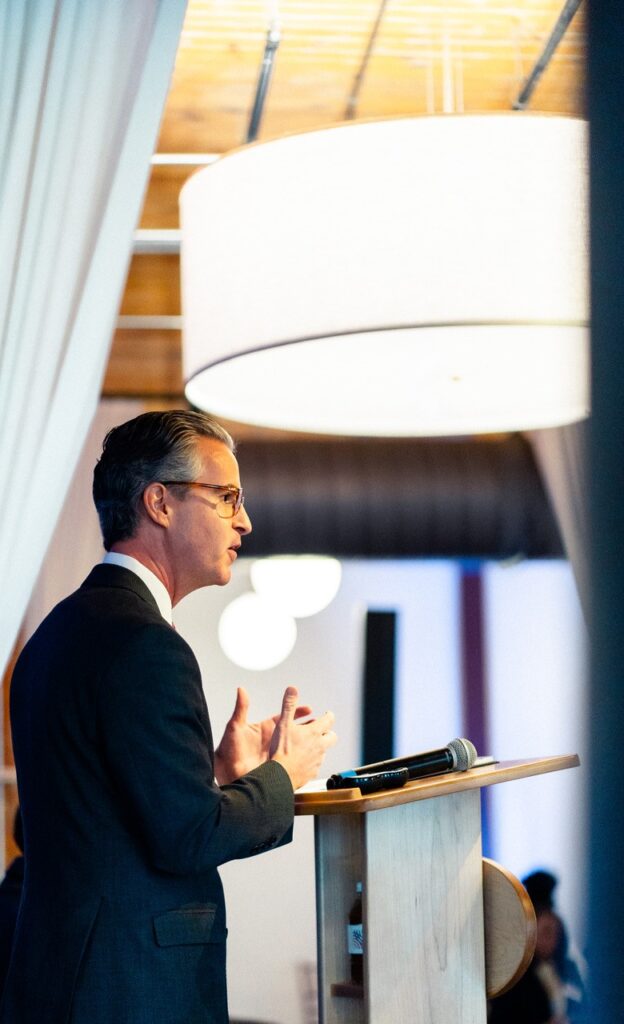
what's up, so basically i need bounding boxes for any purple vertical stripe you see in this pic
[460,569,488,756]
[460,567,492,855]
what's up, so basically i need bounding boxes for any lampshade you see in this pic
[180,114,589,436]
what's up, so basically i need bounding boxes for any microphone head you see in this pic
[448,737,478,771]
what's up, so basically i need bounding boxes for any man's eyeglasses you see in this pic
[161,481,245,519]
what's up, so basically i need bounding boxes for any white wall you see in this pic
[482,560,587,944]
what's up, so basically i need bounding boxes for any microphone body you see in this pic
[326,738,477,792]
[341,768,410,794]
[356,746,455,778]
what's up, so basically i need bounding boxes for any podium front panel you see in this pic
[364,789,485,1023]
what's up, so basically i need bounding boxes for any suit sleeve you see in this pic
[97,622,294,875]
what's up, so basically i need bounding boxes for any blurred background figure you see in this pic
[0,809,24,993]
[489,870,586,1024]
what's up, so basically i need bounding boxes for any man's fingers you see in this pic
[316,710,335,732]
[293,705,313,720]
[271,704,313,728]
[316,710,337,748]
[294,710,335,732]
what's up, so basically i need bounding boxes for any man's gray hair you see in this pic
[93,410,235,550]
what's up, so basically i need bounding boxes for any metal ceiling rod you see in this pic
[345,0,390,120]
[246,21,281,143]
[513,0,583,110]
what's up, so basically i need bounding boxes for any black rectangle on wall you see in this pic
[362,610,396,764]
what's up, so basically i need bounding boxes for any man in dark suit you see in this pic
[2,410,336,1024]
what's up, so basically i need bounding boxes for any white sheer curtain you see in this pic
[23,399,145,642]
[527,422,589,619]
[0,0,187,676]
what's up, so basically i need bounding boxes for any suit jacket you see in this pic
[1,565,294,1024]
[0,855,24,995]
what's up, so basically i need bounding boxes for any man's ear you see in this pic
[142,482,171,528]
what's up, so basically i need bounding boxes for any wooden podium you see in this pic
[295,755,579,1024]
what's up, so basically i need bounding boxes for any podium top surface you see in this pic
[294,754,580,815]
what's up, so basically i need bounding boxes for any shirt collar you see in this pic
[102,552,173,625]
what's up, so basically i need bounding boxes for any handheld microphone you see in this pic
[326,738,478,791]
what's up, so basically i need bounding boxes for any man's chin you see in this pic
[186,566,232,594]
[213,564,232,587]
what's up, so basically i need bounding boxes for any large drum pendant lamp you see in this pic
[180,115,588,436]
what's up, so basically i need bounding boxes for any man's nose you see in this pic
[235,505,252,535]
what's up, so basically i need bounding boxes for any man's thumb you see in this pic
[232,686,249,723]
[279,686,299,725]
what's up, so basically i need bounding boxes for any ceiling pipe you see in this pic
[513,0,583,110]
[246,21,281,143]
[345,0,390,120]
[235,434,563,559]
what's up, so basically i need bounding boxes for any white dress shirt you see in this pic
[102,551,173,625]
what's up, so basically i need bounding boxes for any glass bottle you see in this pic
[347,881,363,984]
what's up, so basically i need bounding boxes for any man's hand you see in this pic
[214,686,313,785]
[269,686,337,791]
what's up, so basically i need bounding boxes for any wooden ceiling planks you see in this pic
[157,0,585,151]
[103,0,585,404]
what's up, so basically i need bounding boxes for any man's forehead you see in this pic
[195,437,240,480]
